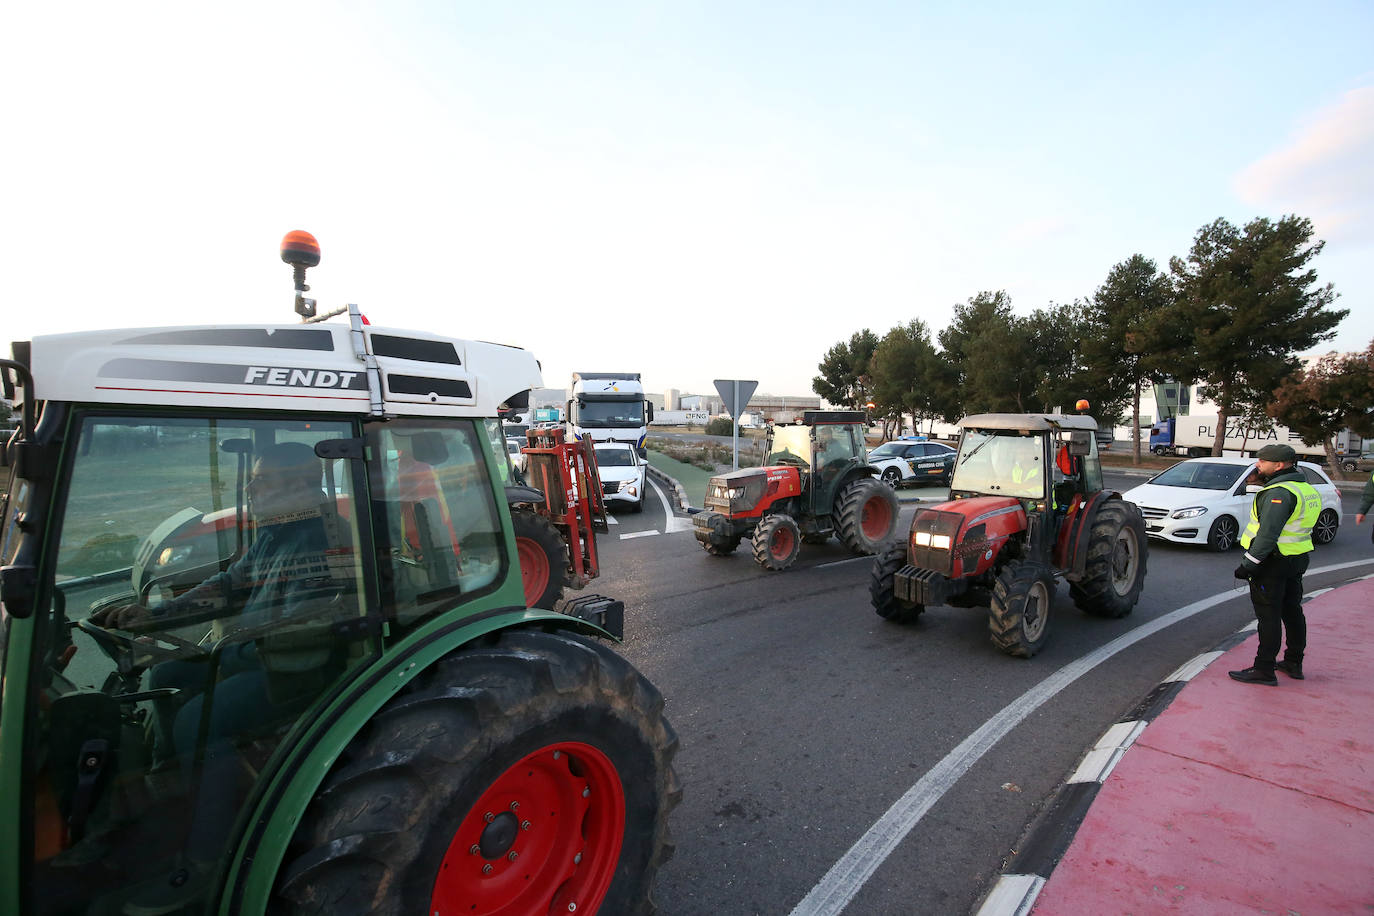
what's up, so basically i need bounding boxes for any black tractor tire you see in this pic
[752,513,802,571]
[989,561,1056,658]
[871,540,923,623]
[701,535,741,557]
[274,628,681,916]
[511,509,567,608]
[1069,498,1147,619]
[835,478,900,555]
[880,467,903,488]
[1313,508,1339,546]
[1206,514,1240,552]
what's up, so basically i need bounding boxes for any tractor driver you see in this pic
[90,443,342,906]
[988,436,1043,496]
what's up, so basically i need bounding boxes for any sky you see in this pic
[3,1,1372,401]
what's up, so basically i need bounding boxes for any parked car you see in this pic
[1122,457,1342,552]
[1339,453,1373,474]
[867,439,955,488]
[594,441,647,512]
[506,436,527,474]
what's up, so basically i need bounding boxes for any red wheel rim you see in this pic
[860,496,892,539]
[770,525,795,559]
[431,742,625,916]
[516,536,550,607]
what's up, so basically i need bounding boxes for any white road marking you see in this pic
[789,557,1374,916]
[650,477,696,533]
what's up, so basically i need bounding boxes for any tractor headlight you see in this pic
[1171,506,1208,519]
[913,532,952,550]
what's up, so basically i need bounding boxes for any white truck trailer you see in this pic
[1153,414,1361,459]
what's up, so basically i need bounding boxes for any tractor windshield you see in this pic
[951,431,1047,500]
[25,413,381,915]
[766,425,812,468]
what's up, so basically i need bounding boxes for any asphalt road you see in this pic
[592,471,1374,915]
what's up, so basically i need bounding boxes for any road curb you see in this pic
[646,464,693,513]
[973,624,1257,916]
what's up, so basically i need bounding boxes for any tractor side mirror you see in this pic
[1064,431,1092,457]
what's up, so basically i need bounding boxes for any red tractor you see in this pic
[870,413,1148,657]
[504,425,609,608]
[693,410,900,570]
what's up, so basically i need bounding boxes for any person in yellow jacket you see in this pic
[1229,443,1322,685]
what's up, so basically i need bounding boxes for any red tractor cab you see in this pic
[870,413,1147,657]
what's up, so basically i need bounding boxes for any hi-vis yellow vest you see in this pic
[1240,480,1321,555]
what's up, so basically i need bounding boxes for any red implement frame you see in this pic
[523,427,609,589]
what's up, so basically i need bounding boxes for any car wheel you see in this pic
[1313,508,1339,545]
[1206,514,1240,552]
[880,467,902,488]
[1341,459,1357,473]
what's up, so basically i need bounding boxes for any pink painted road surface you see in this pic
[1032,576,1374,915]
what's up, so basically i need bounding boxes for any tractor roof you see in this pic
[801,409,867,425]
[12,323,543,419]
[958,413,1100,432]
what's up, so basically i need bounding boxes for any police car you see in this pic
[866,438,955,488]
[1122,457,1342,552]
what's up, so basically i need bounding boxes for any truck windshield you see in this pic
[575,399,644,428]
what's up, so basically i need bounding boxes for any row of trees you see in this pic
[813,214,1374,469]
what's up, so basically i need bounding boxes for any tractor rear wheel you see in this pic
[1069,498,1147,618]
[512,509,568,608]
[871,540,923,623]
[989,562,1055,657]
[836,479,899,555]
[752,513,801,571]
[274,629,680,916]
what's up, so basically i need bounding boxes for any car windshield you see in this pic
[1148,462,1245,490]
[869,443,904,459]
[595,447,635,467]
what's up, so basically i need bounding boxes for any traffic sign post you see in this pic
[713,379,758,470]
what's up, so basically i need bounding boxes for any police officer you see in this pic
[1228,443,1322,685]
[1356,468,1373,539]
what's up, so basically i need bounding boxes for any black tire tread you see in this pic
[988,562,1054,658]
[510,509,568,607]
[752,514,801,571]
[274,629,680,916]
[1069,498,1147,618]
[870,540,923,623]
[835,479,900,555]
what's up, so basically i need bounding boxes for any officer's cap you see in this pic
[1255,443,1296,462]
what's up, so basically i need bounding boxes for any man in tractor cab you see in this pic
[987,436,1045,498]
[90,442,345,912]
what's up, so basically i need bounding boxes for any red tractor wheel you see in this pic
[275,629,680,916]
[752,513,801,571]
[836,478,899,554]
[511,509,567,608]
[431,741,623,914]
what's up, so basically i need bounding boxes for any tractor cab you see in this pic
[949,414,1104,517]
[762,412,868,517]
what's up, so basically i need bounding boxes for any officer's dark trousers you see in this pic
[1248,552,1309,670]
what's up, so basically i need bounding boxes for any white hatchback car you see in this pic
[1122,457,1342,552]
[505,437,527,474]
[593,442,647,512]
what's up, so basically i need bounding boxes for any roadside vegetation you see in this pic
[811,213,1374,474]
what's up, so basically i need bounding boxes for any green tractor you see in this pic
[0,233,679,915]
[693,410,900,570]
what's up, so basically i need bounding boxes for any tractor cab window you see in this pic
[765,425,812,468]
[369,420,505,630]
[952,431,1048,500]
[28,414,375,916]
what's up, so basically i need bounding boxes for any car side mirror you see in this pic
[1245,484,1262,494]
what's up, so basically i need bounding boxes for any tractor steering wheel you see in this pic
[72,617,205,672]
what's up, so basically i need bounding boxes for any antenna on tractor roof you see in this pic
[280,230,321,319]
